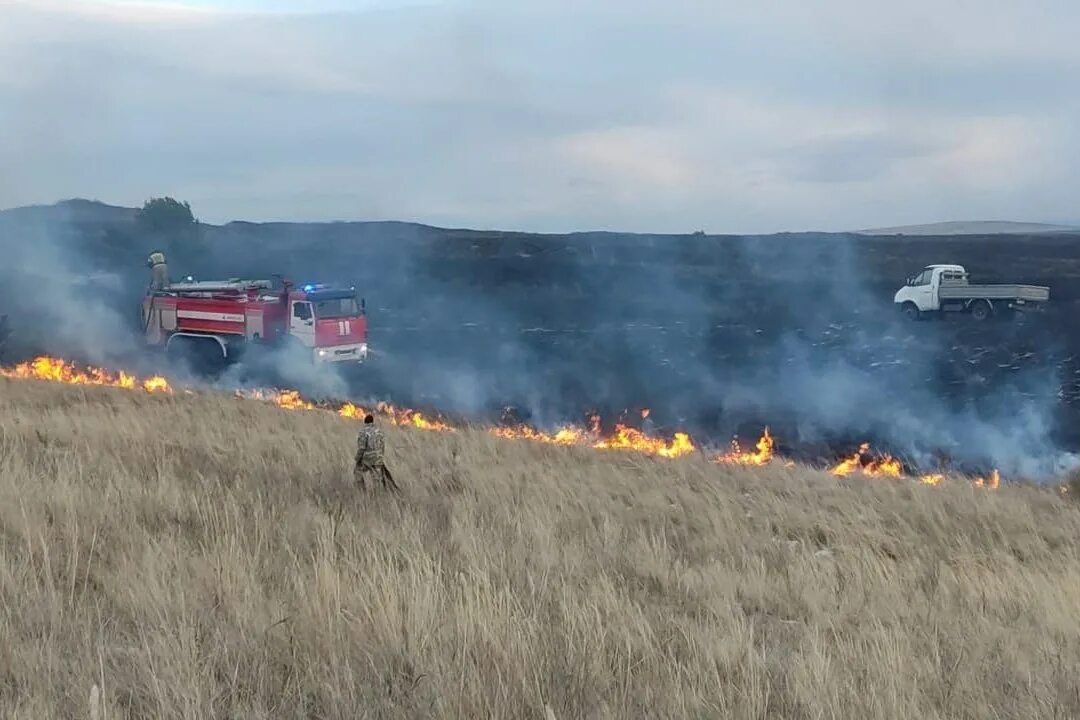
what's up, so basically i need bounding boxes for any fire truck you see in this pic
[141,278,368,365]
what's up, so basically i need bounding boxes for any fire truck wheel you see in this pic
[167,336,227,374]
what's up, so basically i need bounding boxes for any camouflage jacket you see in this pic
[356,426,386,467]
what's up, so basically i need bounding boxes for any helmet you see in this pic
[147,251,166,268]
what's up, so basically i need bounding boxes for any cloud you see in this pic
[1,0,1079,232]
[777,133,935,184]
[16,0,219,24]
[559,127,692,191]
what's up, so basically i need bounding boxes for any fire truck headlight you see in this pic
[317,349,328,357]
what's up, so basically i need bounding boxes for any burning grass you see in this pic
[0,355,173,393]
[2,376,1080,718]
[715,426,776,465]
[0,356,1007,487]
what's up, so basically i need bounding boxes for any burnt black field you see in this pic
[3,200,1080,477]
[352,231,1080,473]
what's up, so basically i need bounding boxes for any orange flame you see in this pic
[830,443,903,478]
[142,376,172,393]
[0,357,1019,481]
[592,424,696,458]
[338,402,366,420]
[868,455,903,477]
[972,469,1000,489]
[239,388,316,411]
[272,390,315,411]
[375,401,455,432]
[490,425,587,446]
[338,401,456,431]
[0,356,172,394]
[831,443,869,477]
[491,415,694,458]
[715,427,775,466]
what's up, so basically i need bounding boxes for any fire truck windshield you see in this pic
[313,298,360,319]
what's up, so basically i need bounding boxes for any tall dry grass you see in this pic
[1,378,1080,718]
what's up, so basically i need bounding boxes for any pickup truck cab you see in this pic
[894,264,1049,321]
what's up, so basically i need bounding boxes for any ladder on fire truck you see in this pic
[155,279,274,297]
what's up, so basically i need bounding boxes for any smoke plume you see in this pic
[2,200,1077,481]
[0,204,140,367]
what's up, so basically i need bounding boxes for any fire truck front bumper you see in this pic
[315,342,368,364]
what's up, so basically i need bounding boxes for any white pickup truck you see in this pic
[894,264,1050,321]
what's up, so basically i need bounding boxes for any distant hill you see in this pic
[6,200,1080,240]
[855,221,1080,236]
[0,198,137,226]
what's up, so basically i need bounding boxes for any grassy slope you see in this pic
[1,379,1079,719]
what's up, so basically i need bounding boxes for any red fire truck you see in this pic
[141,278,368,365]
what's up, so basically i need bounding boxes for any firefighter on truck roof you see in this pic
[147,251,169,291]
[355,414,399,493]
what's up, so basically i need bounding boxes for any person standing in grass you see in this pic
[355,414,399,492]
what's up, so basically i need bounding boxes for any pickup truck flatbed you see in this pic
[937,284,1050,302]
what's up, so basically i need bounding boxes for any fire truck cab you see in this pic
[142,278,368,366]
[287,284,369,363]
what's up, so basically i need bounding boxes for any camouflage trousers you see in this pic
[354,461,399,493]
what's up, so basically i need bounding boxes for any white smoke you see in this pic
[0,206,139,365]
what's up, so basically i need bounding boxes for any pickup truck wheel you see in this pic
[970,300,992,321]
[901,302,921,321]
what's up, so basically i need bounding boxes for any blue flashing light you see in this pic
[303,284,315,292]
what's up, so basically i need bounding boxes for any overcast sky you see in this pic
[1,0,1078,233]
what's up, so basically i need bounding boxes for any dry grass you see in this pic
[2,378,1080,719]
